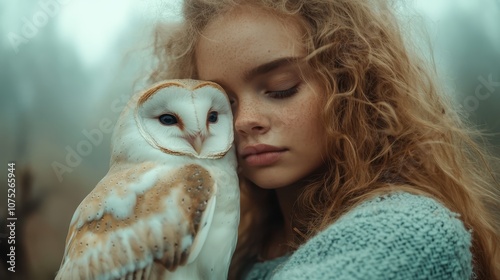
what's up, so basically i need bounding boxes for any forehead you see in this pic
[195,6,306,81]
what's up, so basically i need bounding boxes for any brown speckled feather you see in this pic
[56,163,216,280]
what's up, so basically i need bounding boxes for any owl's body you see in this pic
[56,80,239,280]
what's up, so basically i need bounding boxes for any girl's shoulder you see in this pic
[334,191,469,230]
[246,192,473,280]
[279,192,472,279]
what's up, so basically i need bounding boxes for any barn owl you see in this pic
[55,79,239,280]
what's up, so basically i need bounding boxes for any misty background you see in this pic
[0,0,499,279]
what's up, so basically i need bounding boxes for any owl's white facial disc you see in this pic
[135,80,233,159]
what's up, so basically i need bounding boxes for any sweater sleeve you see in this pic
[271,192,472,280]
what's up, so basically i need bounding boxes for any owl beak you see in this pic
[188,133,205,155]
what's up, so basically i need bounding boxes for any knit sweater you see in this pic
[244,192,472,280]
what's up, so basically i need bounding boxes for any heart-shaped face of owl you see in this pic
[113,79,234,161]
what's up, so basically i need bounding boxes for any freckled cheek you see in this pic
[290,99,322,127]
[284,100,324,147]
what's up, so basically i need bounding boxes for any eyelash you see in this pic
[226,83,300,106]
[266,84,300,99]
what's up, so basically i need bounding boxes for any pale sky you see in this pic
[55,0,183,66]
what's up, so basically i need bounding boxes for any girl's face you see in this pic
[196,6,326,189]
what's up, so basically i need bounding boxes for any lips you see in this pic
[240,144,287,167]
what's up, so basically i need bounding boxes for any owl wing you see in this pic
[55,162,217,280]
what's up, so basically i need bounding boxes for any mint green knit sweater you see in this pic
[244,192,472,279]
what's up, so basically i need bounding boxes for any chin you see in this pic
[252,180,289,190]
[245,171,304,190]
[245,164,327,190]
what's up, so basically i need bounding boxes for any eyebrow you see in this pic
[243,56,302,82]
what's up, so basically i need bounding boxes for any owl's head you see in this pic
[113,80,233,160]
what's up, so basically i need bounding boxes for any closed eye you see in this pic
[266,84,300,99]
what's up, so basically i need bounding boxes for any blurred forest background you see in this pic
[0,0,499,279]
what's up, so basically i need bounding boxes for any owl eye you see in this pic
[159,114,178,125]
[208,111,218,123]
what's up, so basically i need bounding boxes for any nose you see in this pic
[234,98,270,136]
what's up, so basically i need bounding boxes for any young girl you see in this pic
[150,0,500,279]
